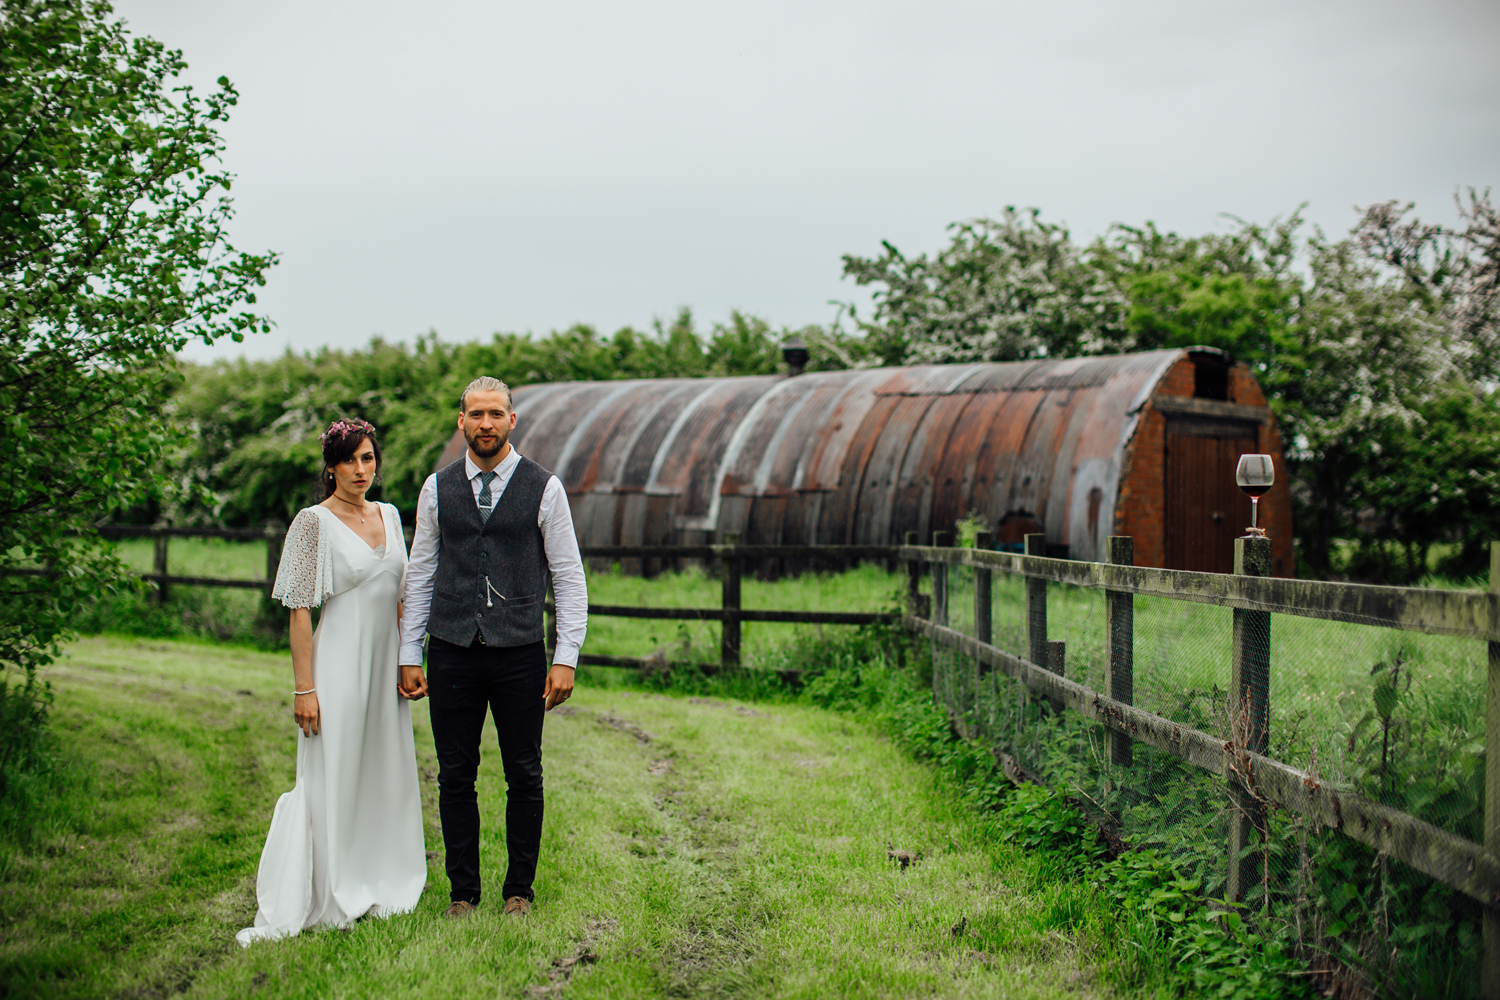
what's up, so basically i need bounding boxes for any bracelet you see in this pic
[294,687,316,696]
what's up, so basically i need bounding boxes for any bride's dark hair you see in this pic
[319,419,382,500]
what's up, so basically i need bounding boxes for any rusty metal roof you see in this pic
[434,349,1229,560]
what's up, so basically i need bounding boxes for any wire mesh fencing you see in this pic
[918,534,1493,995]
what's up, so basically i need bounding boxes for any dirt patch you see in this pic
[207,876,256,924]
[527,916,618,996]
[647,759,672,776]
[598,714,654,744]
[549,704,579,718]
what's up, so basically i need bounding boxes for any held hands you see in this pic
[543,664,575,711]
[398,665,428,701]
[394,663,570,707]
[294,692,321,737]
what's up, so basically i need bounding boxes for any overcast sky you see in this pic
[111,0,1500,363]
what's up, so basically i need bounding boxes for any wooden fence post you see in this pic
[1105,536,1134,768]
[1228,535,1272,907]
[904,530,925,617]
[721,532,741,670]
[974,531,993,673]
[263,522,283,607]
[1024,533,1047,667]
[153,533,170,604]
[931,531,949,626]
[1485,540,1500,1000]
[1046,639,1066,715]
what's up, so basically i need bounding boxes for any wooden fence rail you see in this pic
[907,612,1500,904]
[4,527,899,667]
[4,524,287,603]
[569,605,893,625]
[566,533,899,671]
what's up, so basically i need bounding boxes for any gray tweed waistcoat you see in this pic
[427,455,550,649]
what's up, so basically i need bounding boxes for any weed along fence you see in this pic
[907,531,1500,996]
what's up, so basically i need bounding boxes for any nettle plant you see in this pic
[1342,644,1483,836]
[1299,643,1486,994]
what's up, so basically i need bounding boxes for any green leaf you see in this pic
[1374,682,1400,722]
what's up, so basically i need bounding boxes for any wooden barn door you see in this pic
[1164,420,1258,574]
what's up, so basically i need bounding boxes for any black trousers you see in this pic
[427,636,547,904]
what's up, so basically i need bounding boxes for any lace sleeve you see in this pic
[272,508,334,608]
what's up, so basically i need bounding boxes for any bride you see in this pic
[237,419,427,946]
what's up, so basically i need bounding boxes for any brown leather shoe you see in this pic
[502,896,531,916]
[446,900,477,920]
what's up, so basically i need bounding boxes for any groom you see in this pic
[397,376,588,919]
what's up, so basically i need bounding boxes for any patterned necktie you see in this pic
[477,470,497,523]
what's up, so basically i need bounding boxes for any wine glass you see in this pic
[1235,454,1274,537]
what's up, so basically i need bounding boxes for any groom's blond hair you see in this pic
[460,376,513,411]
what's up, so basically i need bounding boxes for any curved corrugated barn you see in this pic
[435,348,1293,576]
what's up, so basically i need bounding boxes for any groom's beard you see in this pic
[466,425,508,459]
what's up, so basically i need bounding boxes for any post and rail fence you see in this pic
[5,524,288,603]
[903,532,1500,998]
[11,521,1500,993]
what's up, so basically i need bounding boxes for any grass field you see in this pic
[584,560,901,666]
[2,636,1114,1000]
[93,539,904,664]
[934,566,1485,793]
[92,536,1488,798]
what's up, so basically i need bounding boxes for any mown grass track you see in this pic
[1,637,1109,999]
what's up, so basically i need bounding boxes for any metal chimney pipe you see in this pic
[781,335,809,377]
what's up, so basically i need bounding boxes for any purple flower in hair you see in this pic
[320,418,377,444]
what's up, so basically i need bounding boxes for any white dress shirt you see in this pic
[399,448,587,667]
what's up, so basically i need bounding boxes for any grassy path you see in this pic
[1,637,1105,999]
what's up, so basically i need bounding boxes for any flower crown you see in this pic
[320,418,377,445]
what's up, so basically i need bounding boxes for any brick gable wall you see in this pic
[1114,358,1294,575]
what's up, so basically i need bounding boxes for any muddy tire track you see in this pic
[591,706,773,997]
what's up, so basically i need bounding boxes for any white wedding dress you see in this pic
[237,503,427,946]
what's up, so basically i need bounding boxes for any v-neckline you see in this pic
[321,502,388,554]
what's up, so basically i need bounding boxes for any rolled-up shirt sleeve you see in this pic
[399,474,440,666]
[539,476,587,667]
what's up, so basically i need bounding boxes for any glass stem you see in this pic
[1251,499,1259,530]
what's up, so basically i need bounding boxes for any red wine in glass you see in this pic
[1235,454,1274,534]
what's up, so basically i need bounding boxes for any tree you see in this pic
[0,0,275,795]
[158,308,824,530]
[841,207,1128,364]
